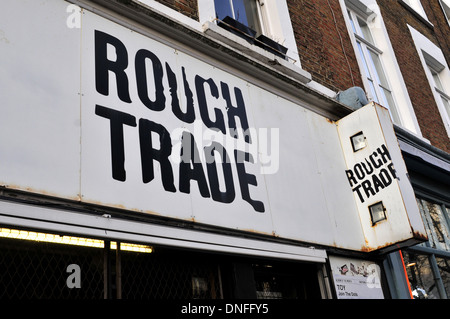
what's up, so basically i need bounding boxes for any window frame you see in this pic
[427,64,450,129]
[403,192,450,299]
[409,25,450,138]
[199,0,302,68]
[402,0,428,19]
[439,0,450,26]
[341,0,423,137]
[347,8,401,124]
[214,0,265,36]
[416,196,450,251]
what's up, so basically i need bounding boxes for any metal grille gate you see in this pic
[0,228,222,299]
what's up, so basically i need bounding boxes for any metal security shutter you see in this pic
[0,199,327,263]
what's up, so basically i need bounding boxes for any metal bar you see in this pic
[104,240,111,299]
[407,244,450,258]
[0,199,327,263]
[116,242,122,299]
[428,253,448,299]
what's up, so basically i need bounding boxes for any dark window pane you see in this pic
[214,0,233,20]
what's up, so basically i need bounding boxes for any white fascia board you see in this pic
[0,199,327,263]
[398,140,450,173]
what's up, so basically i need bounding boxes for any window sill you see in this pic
[202,21,311,85]
[398,0,434,29]
[83,0,354,120]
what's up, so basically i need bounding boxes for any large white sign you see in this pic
[0,0,425,252]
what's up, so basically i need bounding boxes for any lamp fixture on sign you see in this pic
[369,201,387,225]
[350,132,367,152]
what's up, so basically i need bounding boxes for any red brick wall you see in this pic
[154,0,198,20]
[287,0,363,92]
[422,0,450,68]
[377,0,450,152]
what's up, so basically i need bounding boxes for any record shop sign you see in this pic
[93,30,267,213]
[345,144,398,204]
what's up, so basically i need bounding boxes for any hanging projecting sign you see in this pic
[0,0,426,253]
[336,104,427,252]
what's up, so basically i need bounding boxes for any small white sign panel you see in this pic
[329,256,384,299]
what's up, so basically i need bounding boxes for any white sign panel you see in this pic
[78,9,363,246]
[0,0,81,200]
[0,0,426,253]
[336,104,427,250]
[329,256,384,299]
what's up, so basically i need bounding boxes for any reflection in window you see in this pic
[435,257,450,298]
[417,199,450,251]
[403,251,438,299]
[214,0,263,35]
[253,263,322,299]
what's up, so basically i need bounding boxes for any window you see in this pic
[402,0,428,19]
[427,65,450,130]
[403,251,439,298]
[341,0,422,135]
[440,0,450,26]
[212,0,288,58]
[416,198,450,251]
[214,0,265,36]
[401,196,450,299]
[200,0,304,71]
[347,9,401,124]
[435,256,450,298]
[409,25,450,138]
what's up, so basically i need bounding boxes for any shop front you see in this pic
[0,0,428,299]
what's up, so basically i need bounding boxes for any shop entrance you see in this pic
[0,227,324,299]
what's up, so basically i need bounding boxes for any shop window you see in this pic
[252,262,322,299]
[403,251,439,298]
[416,198,450,251]
[435,256,450,298]
[346,8,401,124]
[426,63,450,136]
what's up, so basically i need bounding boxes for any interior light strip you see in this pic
[0,227,152,253]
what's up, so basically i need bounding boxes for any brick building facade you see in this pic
[153,0,450,154]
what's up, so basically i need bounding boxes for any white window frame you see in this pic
[340,0,422,136]
[347,8,401,124]
[439,0,450,26]
[198,0,302,68]
[427,63,450,121]
[402,0,428,19]
[213,0,267,36]
[408,25,450,138]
